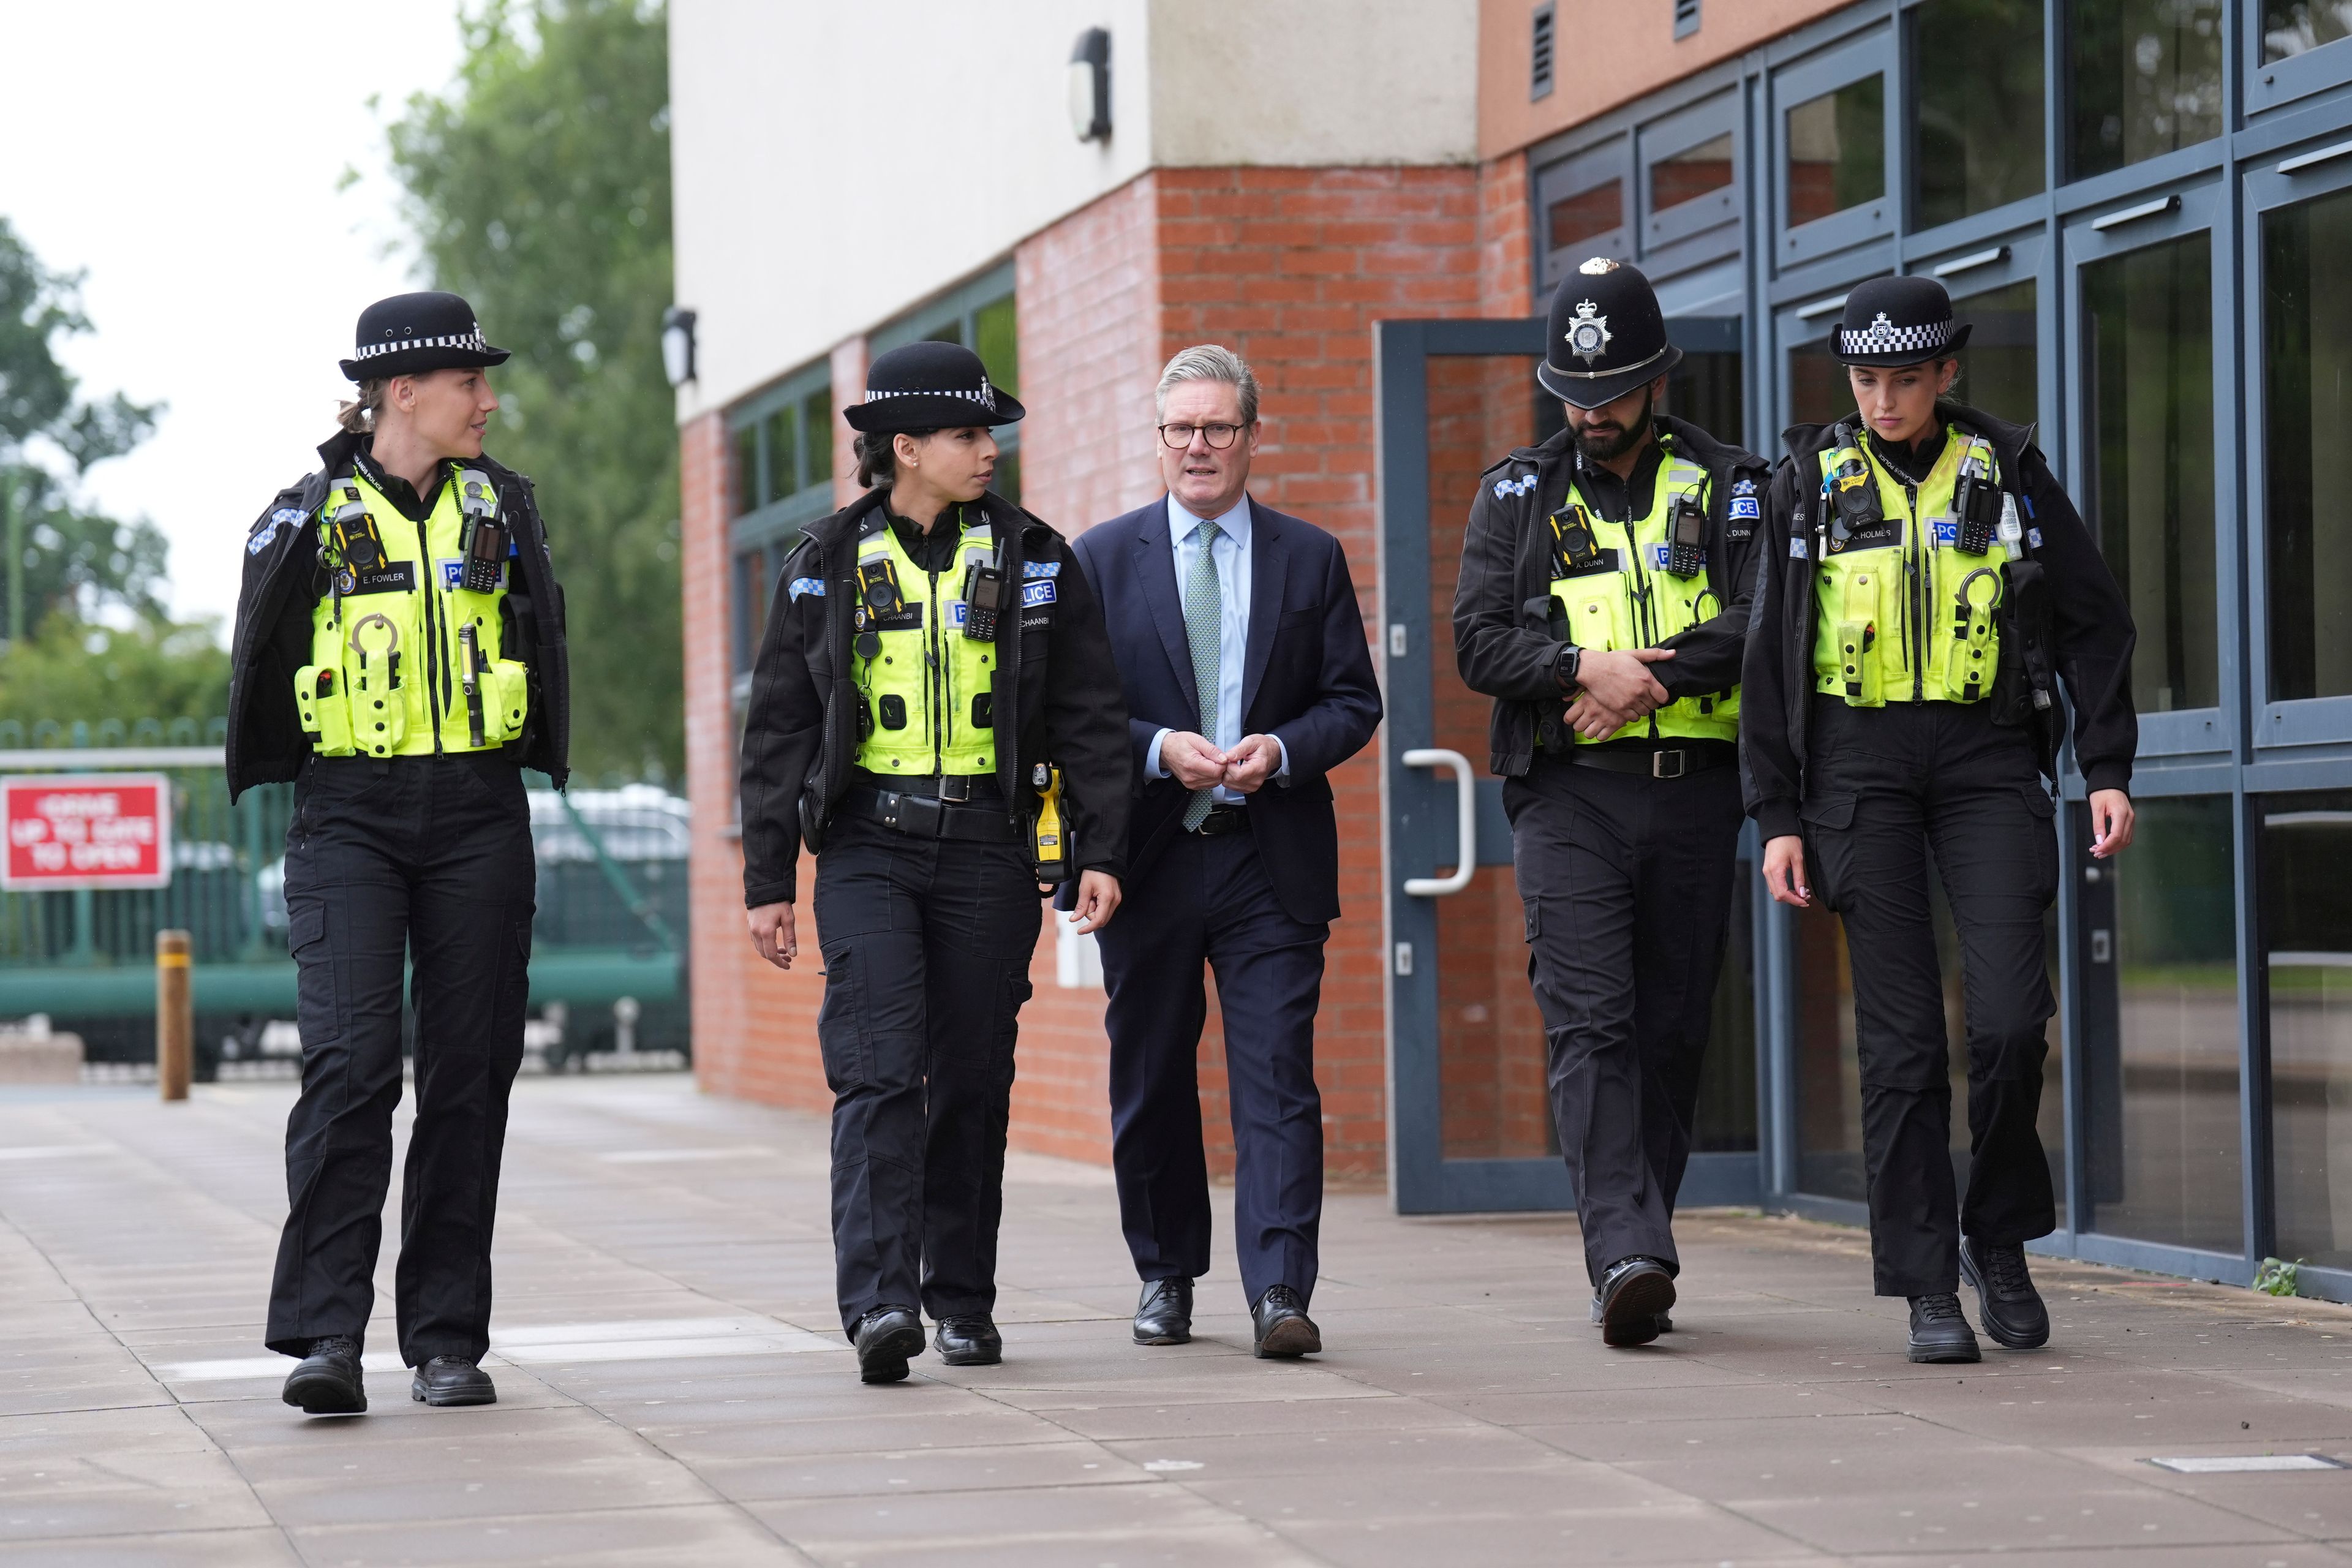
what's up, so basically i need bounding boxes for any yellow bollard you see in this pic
[157,930,192,1102]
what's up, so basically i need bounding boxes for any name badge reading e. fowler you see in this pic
[344,561,419,596]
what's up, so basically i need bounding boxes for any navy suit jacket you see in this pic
[1067,496,1382,925]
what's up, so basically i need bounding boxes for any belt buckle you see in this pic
[941,775,975,803]
[1652,750,1687,780]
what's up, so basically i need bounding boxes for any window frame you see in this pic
[1771,26,1901,268]
[1532,137,1633,292]
[867,262,1021,499]
[2245,1,2352,115]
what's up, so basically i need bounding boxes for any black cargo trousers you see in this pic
[1506,748,1745,1287]
[265,753,535,1365]
[1798,695,2059,1297]
[811,807,1041,1338]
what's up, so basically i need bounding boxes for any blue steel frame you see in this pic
[1379,0,2352,1298]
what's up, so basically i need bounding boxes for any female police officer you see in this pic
[228,292,569,1414]
[1742,276,2136,1364]
[740,341,1129,1384]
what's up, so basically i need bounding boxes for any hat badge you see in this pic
[1863,312,1899,349]
[1578,256,1620,276]
[1566,300,1613,364]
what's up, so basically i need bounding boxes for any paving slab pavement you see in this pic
[0,1074,2348,1566]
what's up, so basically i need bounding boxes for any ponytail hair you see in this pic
[336,379,386,435]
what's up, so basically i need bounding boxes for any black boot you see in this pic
[1594,1257,1676,1348]
[853,1306,925,1384]
[1907,1292,1983,1363]
[410,1356,497,1407]
[932,1314,1002,1366]
[1133,1278,1193,1346]
[1959,1237,2051,1349]
[281,1335,366,1415]
[1250,1286,1322,1359]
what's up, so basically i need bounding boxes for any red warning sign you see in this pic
[1,774,173,890]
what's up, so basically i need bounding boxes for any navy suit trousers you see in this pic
[1099,825,1328,1306]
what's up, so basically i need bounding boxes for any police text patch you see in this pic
[1020,579,1057,607]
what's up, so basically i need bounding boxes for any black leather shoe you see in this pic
[1907,1292,1983,1363]
[1960,1237,2051,1349]
[933,1314,1001,1366]
[281,1335,366,1414]
[1133,1278,1193,1346]
[1250,1285,1321,1359]
[854,1306,925,1384]
[1595,1256,1676,1348]
[1588,1296,1674,1336]
[410,1355,497,1407]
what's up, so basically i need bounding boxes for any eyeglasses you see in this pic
[1158,421,1246,450]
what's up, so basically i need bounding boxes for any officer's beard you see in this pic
[1574,388,1654,465]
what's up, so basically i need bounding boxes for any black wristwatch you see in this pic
[1555,644,1582,691]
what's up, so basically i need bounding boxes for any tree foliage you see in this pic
[387,0,680,783]
[0,217,167,641]
[0,614,230,732]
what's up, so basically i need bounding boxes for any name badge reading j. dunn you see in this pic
[342,561,418,596]
[1825,516,1904,556]
[1551,546,1623,580]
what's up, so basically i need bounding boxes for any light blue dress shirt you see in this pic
[1146,494,1287,805]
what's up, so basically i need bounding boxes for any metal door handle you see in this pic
[1402,748,1476,896]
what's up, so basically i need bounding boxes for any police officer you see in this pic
[740,342,1129,1384]
[1743,275,2138,1363]
[228,292,570,1414]
[1455,260,1770,1346]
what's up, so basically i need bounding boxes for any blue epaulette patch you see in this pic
[1491,473,1539,500]
[788,577,826,600]
[1022,560,1060,578]
[247,507,305,556]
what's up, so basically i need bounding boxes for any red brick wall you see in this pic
[684,156,1535,1187]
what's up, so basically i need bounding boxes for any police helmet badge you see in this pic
[1863,312,1899,351]
[1566,301,1613,365]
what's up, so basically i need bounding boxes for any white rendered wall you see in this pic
[669,0,1479,423]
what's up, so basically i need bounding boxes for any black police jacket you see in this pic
[1740,401,2138,844]
[226,431,572,797]
[1452,414,1772,776]
[738,488,1131,908]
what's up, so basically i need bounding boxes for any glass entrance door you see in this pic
[1376,316,1762,1214]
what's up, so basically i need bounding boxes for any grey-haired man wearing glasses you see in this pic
[1065,346,1382,1359]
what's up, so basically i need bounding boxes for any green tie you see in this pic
[1182,518,1223,831]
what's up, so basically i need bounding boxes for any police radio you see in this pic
[454,470,508,592]
[1825,423,1880,545]
[1547,503,1603,576]
[1665,491,1706,578]
[960,544,1006,642]
[1951,440,2001,556]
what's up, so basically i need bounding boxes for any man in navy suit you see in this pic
[1068,345,1382,1358]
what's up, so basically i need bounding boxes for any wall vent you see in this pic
[1531,4,1555,100]
[1674,0,1701,39]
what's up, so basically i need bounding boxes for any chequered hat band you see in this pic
[1840,313,1952,357]
[353,328,490,361]
[863,381,999,413]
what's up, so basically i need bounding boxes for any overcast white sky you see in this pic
[0,1,467,635]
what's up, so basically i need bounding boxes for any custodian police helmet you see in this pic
[1536,258,1683,410]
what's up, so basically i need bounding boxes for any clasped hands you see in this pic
[1161,730,1282,794]
[1560,646,1676,740]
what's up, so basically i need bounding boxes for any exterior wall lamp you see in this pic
[1068,28,1110,143]
[661,306,698,387]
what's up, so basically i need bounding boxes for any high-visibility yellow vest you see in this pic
[1547,447,1738,744]
[1811,425,2005,706]
[851,508,1000,777]
[292,467,528,758]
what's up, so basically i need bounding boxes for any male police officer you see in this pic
[1454,260,1768,1346]
[229,292,570,1414]
[740,342,1130,1384]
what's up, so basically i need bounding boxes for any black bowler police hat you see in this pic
[843,341,1025,434]
[1537,258,1683,410]
[1834,275,1973,367]
[339,291,511,382]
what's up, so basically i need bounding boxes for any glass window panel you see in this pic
[1651,132,1735,211]
[1547,178,1624,257]
[733,424,758,517]
[1956,278,2038,432]
[990,447,1021,507]
[763,406,796,509]
[1795,881,2065,1219]
[1913,0,2045,229]
[1696,854,1760,1154]
[802,388,834,496]
[1789,333,1849,429]
[2082,794,2239,1251]
[2264,1,2352,61]
[1785,74,1885,227]
[1666,336,1745,449]
[927,322,963,346]
[2082,231,2217,714]
[2067,0,2222,180]
[2263,187,2352,703]
[973,295,1019,398]
[731,546,768,674]
[2263,793,2352,1269]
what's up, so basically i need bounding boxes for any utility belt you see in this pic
[1555,737,1736,779]
[845,782,1020,843]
